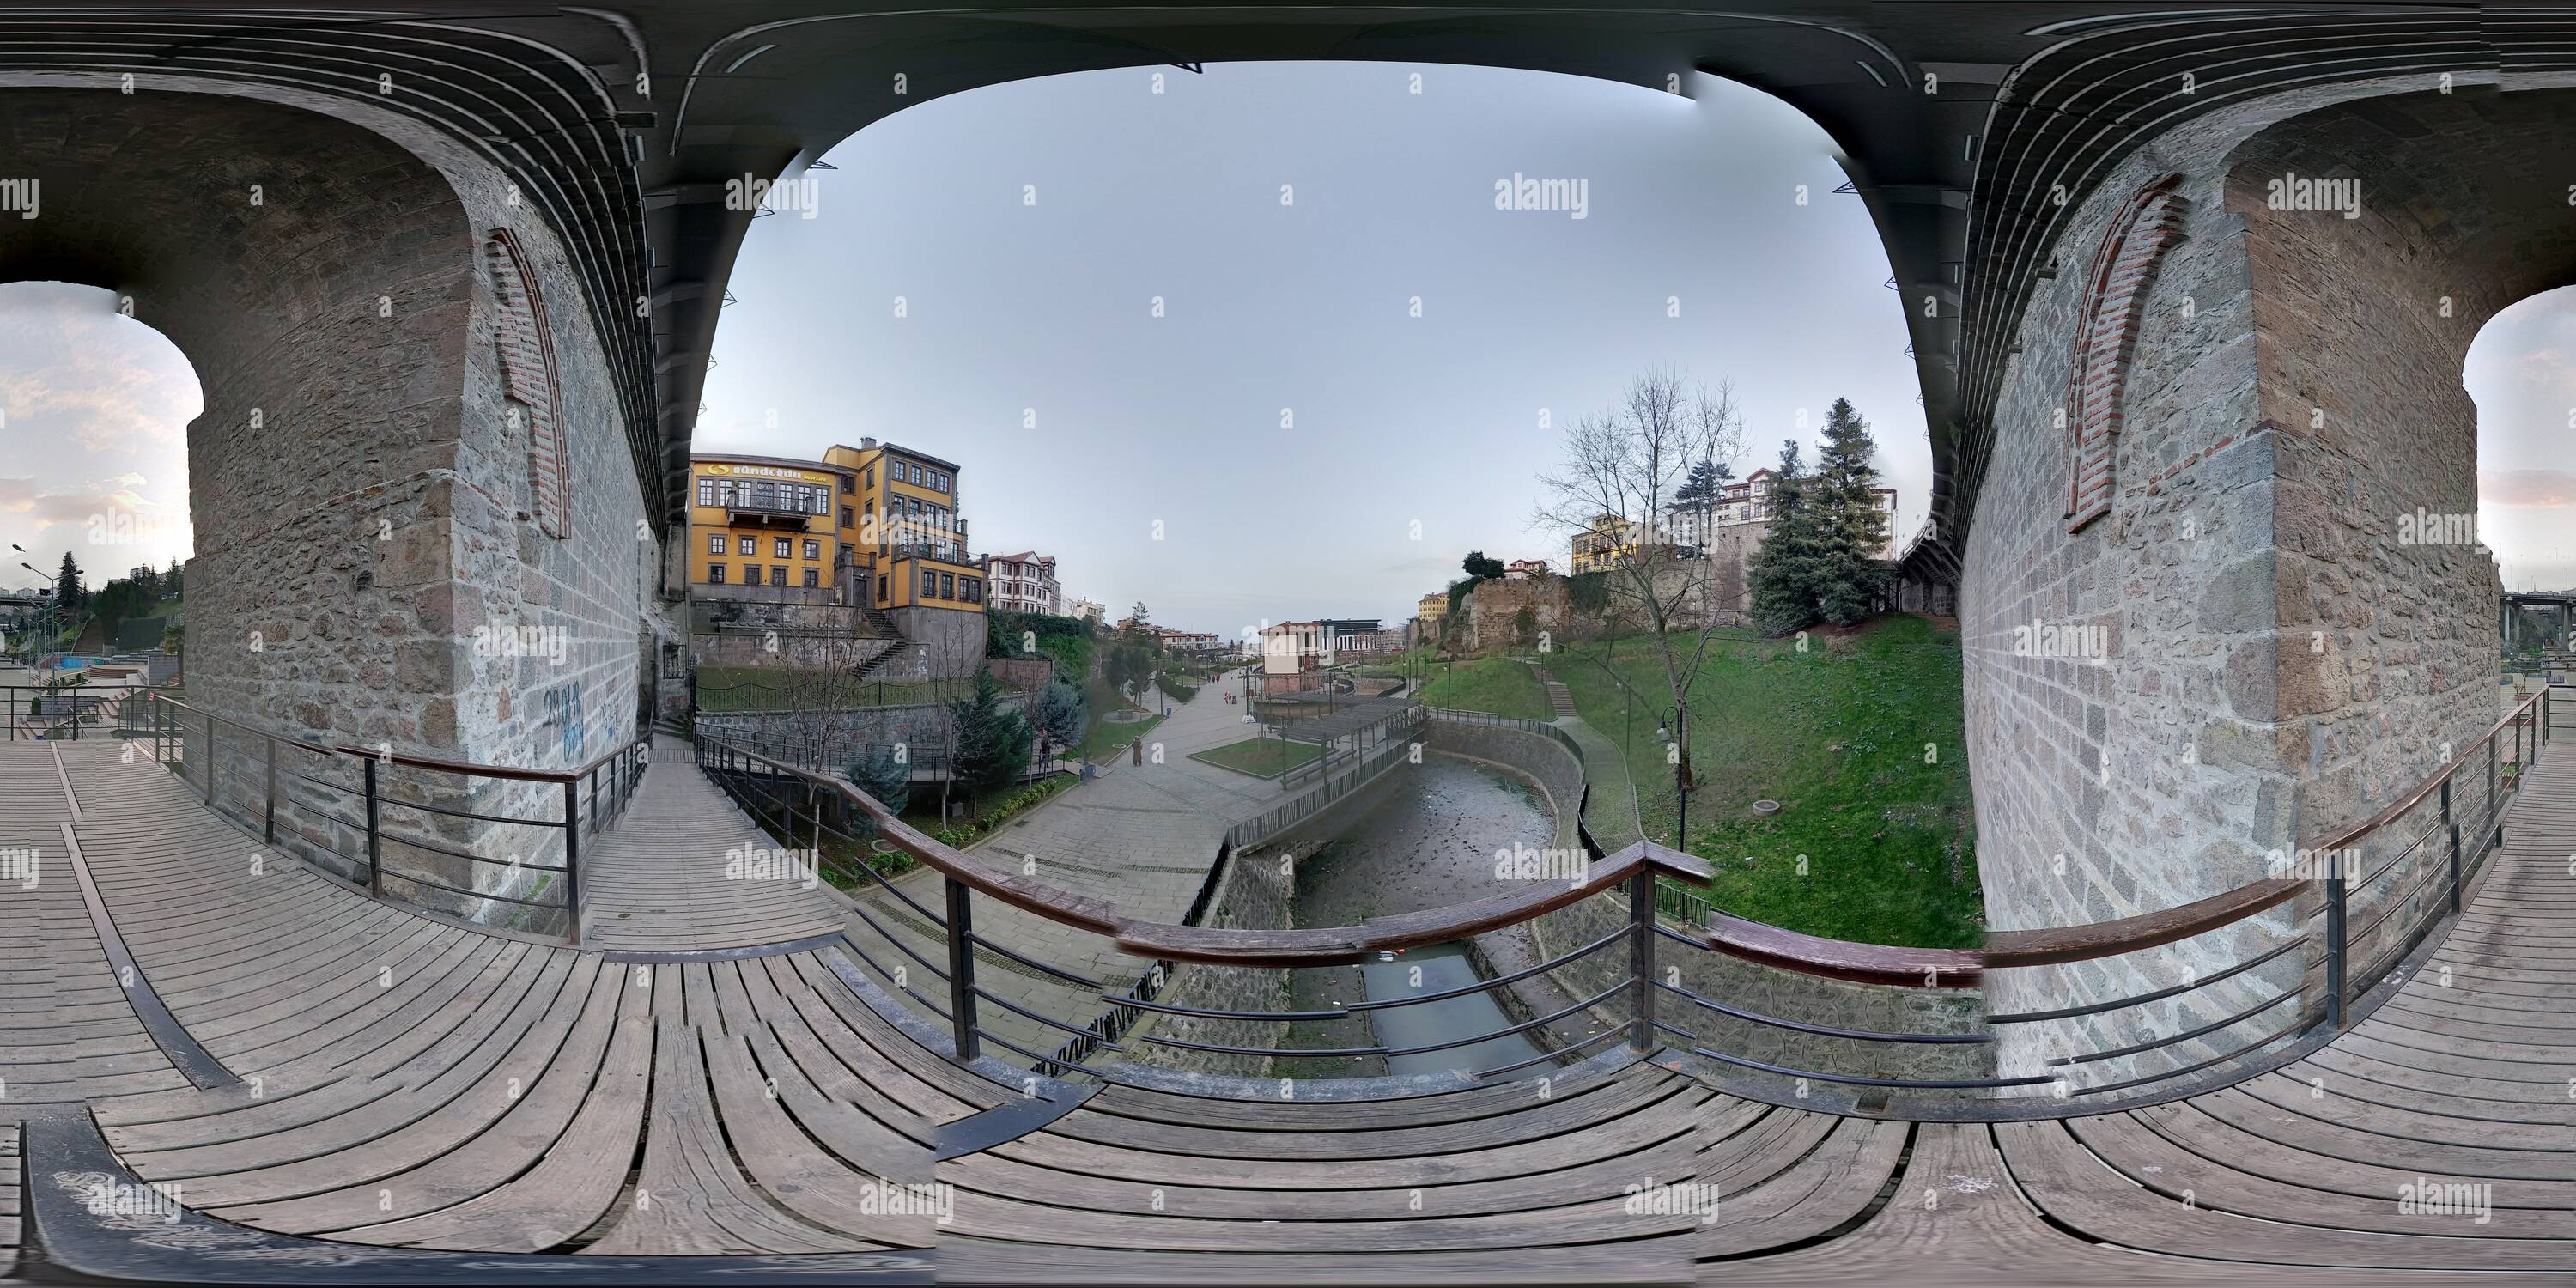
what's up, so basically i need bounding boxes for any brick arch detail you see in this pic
[484,226,569,538]
[2063,173,2188,534]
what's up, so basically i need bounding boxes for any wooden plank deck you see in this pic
[3,734,2574,1281]
[576,732,845,951]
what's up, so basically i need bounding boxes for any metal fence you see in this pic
[132,693,649,945]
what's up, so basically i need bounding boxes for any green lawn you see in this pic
[1189,735,1324,779]
[696,666,972,712]
[1072,696,1164,762]
[1416,657,1553,720]
[1552,614,1979,949]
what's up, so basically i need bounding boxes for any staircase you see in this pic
[1527,662,1578,716]
[848,643,897,682]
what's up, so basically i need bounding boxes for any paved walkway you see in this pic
[841,668,1339,1058]
[1552,714,1643,852]
[577,732,845,951]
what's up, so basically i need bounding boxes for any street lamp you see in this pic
[1656,705,1688,852]
[17,557,60,671]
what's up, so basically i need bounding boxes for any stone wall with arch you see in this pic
[0,84,672,783]
[1961,79,2573,1073]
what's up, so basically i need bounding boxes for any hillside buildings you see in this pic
[984,551,1061,616]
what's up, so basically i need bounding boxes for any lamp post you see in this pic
[1656,705,1688,852]
[17,556,60,671]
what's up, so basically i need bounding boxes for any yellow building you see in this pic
[1569,513,1642,575]
[821,438,985,614]
[687,455,848,593]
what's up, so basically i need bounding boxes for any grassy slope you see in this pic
[695,666,971,711]
[1416,658,1552,721]
[1552,615,1979,949]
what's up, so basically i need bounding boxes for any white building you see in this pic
[983,550,1060,616]
[1068,598,1104,625]
[1666,472,1898,558]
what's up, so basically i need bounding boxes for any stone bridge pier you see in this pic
[1965,83,2576,1065]
[1,84,675,773]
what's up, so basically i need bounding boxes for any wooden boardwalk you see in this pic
[3,735,2573,1282]
[576,732,845,951]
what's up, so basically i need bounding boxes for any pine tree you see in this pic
[845,745,913,838]
[55,551,82,609]
[947,665,1034,799]
[1811,398,1893,625]
[1747,440,1820,634]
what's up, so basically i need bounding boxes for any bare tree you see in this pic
[1534,368,1744,794]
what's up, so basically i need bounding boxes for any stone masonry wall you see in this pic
[1962,80,2537,1079]
[2,83,661,920]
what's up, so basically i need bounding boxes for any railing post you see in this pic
[1625,866,1656,1052]
[562,777,583,946]
[2441,777,2460,912]
[945,878,981,1061]
[2324,862,2348,1030]
[204,714,217,805]
[263,738,278,844]
[362,757,384,896]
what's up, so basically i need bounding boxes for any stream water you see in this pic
[1276,755,1558,1081]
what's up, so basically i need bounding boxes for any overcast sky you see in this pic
[5,63,2575,618]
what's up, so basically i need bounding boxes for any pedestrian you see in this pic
[1131,735,1142,766]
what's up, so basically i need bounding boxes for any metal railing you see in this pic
[694,728,1685,1083]
[1229,712,1425,848]
[128,693,649,945]
[677,685,2565,1113]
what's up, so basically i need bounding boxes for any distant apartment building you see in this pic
[1570,514,1662,574]
[1664,471,1899,558]
[687,454,852,597]
[1259,618,1394,669]
[689,438,988,671]
[1067,598,1104,625]
[1151,627,1225,655]
[983,551,1061,616]
[1504,558,1548,580]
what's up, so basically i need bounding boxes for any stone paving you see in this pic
[840,667,1342,1060]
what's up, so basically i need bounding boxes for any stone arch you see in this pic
[0,86,662,769]
[2220,88,2576,842]
[484,228,571,540]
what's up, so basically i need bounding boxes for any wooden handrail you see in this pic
[703,734,1707,967]
[1699,912,1987,988]
[703,684,2555,987]
[1983,878,2307,969]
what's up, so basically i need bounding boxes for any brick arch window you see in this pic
[484,228,570,538]
[2063,174,2188,533]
